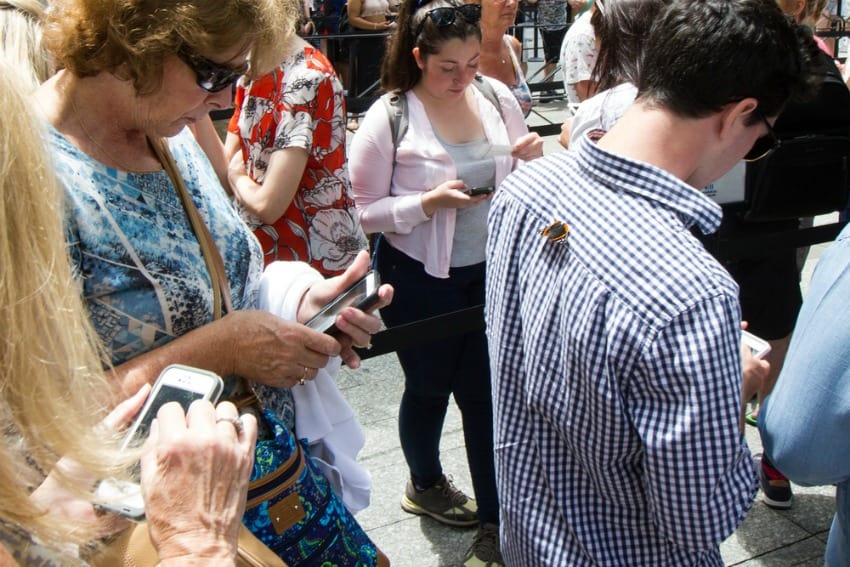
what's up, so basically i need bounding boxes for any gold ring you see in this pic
[299,366,309,386]
[216,416,244,434]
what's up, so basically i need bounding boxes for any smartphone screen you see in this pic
[129,384,210,445]
[741,330,771,360]
[120,365,224,450]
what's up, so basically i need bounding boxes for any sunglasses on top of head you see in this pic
[413,4,482,38]
[743,109,780,162]
[176,46,249,93]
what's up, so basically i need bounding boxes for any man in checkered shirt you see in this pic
[485,0,823,564]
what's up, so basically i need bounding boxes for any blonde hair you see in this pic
[42,0,298,95]
[0,60,127,547]
[0,0,52,90]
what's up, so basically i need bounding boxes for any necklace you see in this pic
[69,93,139,172]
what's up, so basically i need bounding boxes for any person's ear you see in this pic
[719,98,758,141]
[413,46,426,70]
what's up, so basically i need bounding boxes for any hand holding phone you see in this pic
[305,270,382,335]
[741,330,771,360]
[94,364,224,521]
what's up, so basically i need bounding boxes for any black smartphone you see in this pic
[465,186,495,196]
[305,270,381,335]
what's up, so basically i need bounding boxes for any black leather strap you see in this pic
[355,304,484,360]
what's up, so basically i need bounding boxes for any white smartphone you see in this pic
[94,364,224,521]
[741,330,771,360]
[305,270,381,335]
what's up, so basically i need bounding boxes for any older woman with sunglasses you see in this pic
[349,0,541,563]
[32,0,392,560]
[471,0,534,116]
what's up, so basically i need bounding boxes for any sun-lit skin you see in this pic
[413,37,482,101]
[137,44,250,139]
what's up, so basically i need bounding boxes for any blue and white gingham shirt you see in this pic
[485,137,757,566]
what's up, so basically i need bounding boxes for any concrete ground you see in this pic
[337,93,839,565]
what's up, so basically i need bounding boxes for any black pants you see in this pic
[376,238,499,524]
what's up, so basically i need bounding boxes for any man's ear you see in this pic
[719,98,758,141]
[412,46,425,70]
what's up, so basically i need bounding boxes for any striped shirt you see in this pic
[485,136,757,565]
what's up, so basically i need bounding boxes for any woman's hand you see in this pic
[512,132,544,161]
[420,179,492,217]
[221,310,342,387]
[28,385,153,537]
[300,19,316,35]
[297,250,394,368]
[142,400,257,565]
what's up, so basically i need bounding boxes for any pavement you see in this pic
[335,95,839,565]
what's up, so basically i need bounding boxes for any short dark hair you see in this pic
[381,0,482,93]
[637,0,823,122]
[591,0,670,92]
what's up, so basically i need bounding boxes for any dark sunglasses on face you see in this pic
[413,4,482,38]
[176,46,249,93]
[743,109,780,162]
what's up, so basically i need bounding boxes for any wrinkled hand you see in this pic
[221,309,341,388]
[29,385,152,537]
[420,179,491,217]
[298,250,394,368]
[142,400,257,564]
[512,132,544,162]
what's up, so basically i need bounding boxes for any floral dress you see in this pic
[228,44,367,276]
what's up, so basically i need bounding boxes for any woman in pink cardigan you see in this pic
[349,0,541,563]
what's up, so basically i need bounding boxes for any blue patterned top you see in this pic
[486,135,756,565]
[52,126,295,428]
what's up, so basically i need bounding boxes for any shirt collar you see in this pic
[575,134,723,235]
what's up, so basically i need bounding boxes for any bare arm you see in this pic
[224,131,309,226]
[110,311,341,398]
[573,79,597,102]
[189,115,230,193]
[347,0,392,30]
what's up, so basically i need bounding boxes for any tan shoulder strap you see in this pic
[149,136,233,319]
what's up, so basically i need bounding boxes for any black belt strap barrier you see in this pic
[354,304,484,360]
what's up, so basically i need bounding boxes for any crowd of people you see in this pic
[1,0,848,566]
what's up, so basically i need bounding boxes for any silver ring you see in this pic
[216,416,243,434]
[299,366,309,386]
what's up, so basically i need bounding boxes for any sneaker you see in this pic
[760,455,793,509]
[401,474,478,527]
[463,523,504,566]
[745,405,759,427]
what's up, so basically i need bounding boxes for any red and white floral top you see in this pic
[228,44,366,275]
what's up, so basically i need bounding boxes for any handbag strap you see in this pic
[148,137,265,418]
[149,136,233,320]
